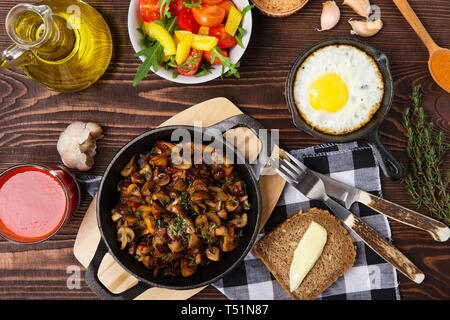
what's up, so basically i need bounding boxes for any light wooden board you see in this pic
[73,97,286,300]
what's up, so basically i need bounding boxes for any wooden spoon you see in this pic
[393,0,450,93]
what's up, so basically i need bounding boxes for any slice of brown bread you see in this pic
[253,208,356,300]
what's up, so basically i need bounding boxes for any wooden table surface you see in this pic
[0,0,449,300]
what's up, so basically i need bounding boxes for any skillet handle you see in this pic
[365,130,403,180]
[85,239,151,300]
[206,113,275,180]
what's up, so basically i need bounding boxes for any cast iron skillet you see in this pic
[85,114,274,299]
[285,37,403,180]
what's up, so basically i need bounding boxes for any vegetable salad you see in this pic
[134,0,253,85]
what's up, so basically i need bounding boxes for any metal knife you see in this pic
[314,172,450,242]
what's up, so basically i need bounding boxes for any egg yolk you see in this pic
[308,73,349,113]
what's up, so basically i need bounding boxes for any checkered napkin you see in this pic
[78,142,400,300]
[211,142,401,300]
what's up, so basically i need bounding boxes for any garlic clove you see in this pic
[343,0,371,18]
[318,1,340,31]
[349,19,383,37]
[57,121,103,171]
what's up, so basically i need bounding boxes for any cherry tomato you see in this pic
[192,6,226,27]
[175,48,203,76]
[177,7,201,33]
[217,0,236,14]
[204,48,228,65]
[203,0,224,5]
[140,0,161,22]
[209,24,237,48]
[169,0,184,15]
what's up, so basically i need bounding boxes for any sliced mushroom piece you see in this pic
[181,258,198,277]
[172,159,192,170]
[153,172,170,186]
[208,186,229,201]
[117,227,135,250]
[149,153,169,168]
[111,210,122,222]
[167,203,185,216]
[230,213,248,228]
[189,179,208,193]
[190,191,212,202]
[141,179,155,196]
[117,180,131,194]
[229,180,246,197]
[205,200,222,212]
[130,172,145,184]
[121,155,137,177]
[152,228,168,252]
[172,179,187,192]
[215,225,228,236]
[155,141,175,152]
[125,183,141,198]
[195,253,203,265]
[220,235,236,252]
[139,163,152,180]
[136,243,151,261]
[205,211,221,227]
[168,239,186,253]
[217,209,228,220]
[152,192,170,205]
[151,202,166,219]
[188,233,202,249]
[206,246,221,262]
[195,215,209,232]
[225,196,239,212]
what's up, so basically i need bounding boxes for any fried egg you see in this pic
[293,45,384,135]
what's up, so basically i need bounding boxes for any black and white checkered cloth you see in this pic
[212,142,400,300]
[79,142,400,300]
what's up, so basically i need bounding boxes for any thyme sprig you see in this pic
[402,84,450,225]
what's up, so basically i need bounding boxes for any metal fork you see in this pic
[270,151,425,284]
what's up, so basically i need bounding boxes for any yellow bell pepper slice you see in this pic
[198,26,210,35]
[174,30,192,42]
[176,33,193,65]
[144,22,176,56]
[225,6,242,37]
[191,35,218,51]
[175,30,218,51]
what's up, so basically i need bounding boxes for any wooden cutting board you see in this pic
[73,97,286,300]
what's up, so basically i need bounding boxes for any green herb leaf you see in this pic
[183,0,202,8]
[401,84,450,225]
[211,46,240,79]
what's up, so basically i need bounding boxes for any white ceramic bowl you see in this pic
[128,0,253,84]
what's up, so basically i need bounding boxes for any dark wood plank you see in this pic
[0,0,449,300]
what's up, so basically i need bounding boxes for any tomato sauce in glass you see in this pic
[0,165,80,243]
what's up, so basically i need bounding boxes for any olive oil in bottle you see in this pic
[1,0,113,92]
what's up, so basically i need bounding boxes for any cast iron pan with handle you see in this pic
[85,114,274,299]
[285,37,403,180]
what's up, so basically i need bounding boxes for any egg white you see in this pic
[293,45,384,135]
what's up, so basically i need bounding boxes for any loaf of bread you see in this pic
[253,208,356,300]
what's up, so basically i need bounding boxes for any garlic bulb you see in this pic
[57,122,103,171]
[349,19,383,37]
[343,0,371,18]
[318,1,341,31]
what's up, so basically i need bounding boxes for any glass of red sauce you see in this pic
[0,164,80,244]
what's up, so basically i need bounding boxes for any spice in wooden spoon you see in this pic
[393,0,450,92]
